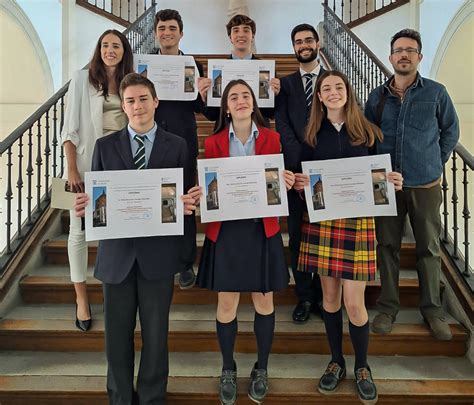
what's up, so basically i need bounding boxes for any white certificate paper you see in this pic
[134,54,199,101]
[206,59,275,107]
[198,154,288,223]
[302,154,397,223]
[84,169,183,241]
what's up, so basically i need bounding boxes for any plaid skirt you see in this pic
[297,214,376,281]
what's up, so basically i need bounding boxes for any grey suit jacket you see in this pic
[91,125,193,284]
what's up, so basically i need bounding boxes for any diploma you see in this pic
[206,59,275,107]
[302,154,397,222]
[84,168,183,241]
[198,154,288,223]
[134,54,199,101]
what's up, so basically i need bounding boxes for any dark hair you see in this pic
[305,71,383,148]
[226,14,256,36]
[390,28,422,53]
[291,23,319,43]
[214,79,268,134]
[119,73,158,100]
[154,9,183,32]
[88,29,134,99]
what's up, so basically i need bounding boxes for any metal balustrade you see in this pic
[0,3,157,273]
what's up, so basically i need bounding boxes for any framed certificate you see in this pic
[302,154,397,222]
[198,154,288,223]
[84,168,183,241]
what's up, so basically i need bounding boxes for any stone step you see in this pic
[0,305,467,355]
[20,265,424,307]
[0,352,473,404]
[41,234,418,269]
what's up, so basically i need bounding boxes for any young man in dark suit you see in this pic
[198,14,280,124]
[74,73,199,405]
[153,8,205,288]
[275,23,325,323]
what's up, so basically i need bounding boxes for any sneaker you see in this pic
[178,268,196,289]
[248,362,268,403]
[371,312,394,334]
[318,362,346,394]
[355,366,378,404]
[424,316,452,341]
[219,368,237,405]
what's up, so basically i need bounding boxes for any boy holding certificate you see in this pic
[196,79,294,405]
[293,71,403,405]
[74,73,200,405]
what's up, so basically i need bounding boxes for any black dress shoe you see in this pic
[318,362,346,394]
[292,300,312,323]
[178,268,196,289]
[355,366,378,404]
[248,362,268,403]
[219,365,237,405]
[75,304,92,332]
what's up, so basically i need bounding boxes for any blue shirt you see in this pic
[128,123,157,167]
[231,53,253,60]
[229,122,259,157]
[365,74,459,187]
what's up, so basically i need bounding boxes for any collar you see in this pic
[157,49,184,56]
[299,64,321,77]
[383,71,423,91]
[231,52,253,60]
[228,121,259,141]
[128,122,157,143]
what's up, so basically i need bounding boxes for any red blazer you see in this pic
[204,126,281,242]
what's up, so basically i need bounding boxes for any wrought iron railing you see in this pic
[321,1,473,291]
[0,3,157,273]
[323,0,409,26]
[77,0,155,24]
[321,3,390,107]
[442,144,473,290]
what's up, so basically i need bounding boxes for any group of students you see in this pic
[63,8,459,405]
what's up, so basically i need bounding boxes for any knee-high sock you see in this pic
[254,311,275,370]
[349,320,369,371]
[322,308,345,367]
[216,318,238,371]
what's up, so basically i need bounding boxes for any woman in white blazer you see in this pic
[61,29,133,331]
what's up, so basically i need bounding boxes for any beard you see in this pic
[392,59,417,76]
[295,48,318,63]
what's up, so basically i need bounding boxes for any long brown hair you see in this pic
[305,70,383,147]
[88,29,134,99]
[213,79,269,134]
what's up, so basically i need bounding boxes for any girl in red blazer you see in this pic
[197,79,295,405]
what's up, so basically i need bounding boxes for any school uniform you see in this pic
[297,118,376,281]
[197,124,289,292]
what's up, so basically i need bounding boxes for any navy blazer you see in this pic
[91,126,194,284]
[154,57,205,159]
[275,67,326,172]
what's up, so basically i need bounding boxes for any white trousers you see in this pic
[68,211,88,283]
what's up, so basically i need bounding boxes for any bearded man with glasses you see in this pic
[365,29,459,341]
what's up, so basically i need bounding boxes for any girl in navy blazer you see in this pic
[61,30,133,331]
[197,79,294,405]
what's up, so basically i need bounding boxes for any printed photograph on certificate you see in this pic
[302,154,397,223]
[161,183,177,223]
[198,154,288,223]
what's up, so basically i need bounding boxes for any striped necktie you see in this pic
[133,135,146,169]
[303,73,316,108]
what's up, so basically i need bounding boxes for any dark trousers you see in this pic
[103,262,174,405]
[288,189,323,303]
[375,185,443,318]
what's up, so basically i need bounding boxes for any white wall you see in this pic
[155,0,323,54]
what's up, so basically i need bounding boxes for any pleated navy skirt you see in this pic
[197,219,289,293]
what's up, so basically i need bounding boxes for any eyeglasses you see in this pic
[391,47,420,55]
[293,38,316,46]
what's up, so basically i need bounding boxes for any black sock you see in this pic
[216,318,238,371]
[254,311,275,370]
[322,308,345,367]
[349,320,369,371]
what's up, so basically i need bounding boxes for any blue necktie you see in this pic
[304,73,316,108]
[133,135,146,169]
